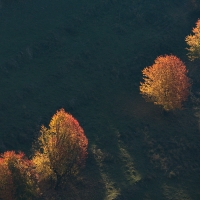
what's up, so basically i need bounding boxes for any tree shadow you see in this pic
[38,148,106,200]
[101,86,200,199]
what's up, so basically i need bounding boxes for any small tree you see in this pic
[185,19,200,60]
[33,108,88,189]
[140,55,191,111]
[0,151,39,200]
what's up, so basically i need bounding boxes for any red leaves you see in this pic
[0,151,39,200]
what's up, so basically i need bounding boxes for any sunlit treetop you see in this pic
[33,108,88,189]
[140,55,191,111]
[185,19,200,60]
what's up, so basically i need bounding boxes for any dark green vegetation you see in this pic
[0,0,200,199]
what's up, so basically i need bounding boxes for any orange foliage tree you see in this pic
[185,19,200,60]
[140,55,191,111]
[0,151,39,200]
[32,108,88,189]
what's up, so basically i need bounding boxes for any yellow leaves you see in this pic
[140,55,191,111]
[33,108,88,185]
[32,152,54,181]
[185,19,200,60]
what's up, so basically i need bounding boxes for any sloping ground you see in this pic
[0,0,200,199]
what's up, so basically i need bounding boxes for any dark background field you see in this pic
[1,0,200,199]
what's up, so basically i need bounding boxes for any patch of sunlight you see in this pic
[118,140,142,184]
[91,145,121,200]
[162,183,192,200]
[101,172,121,200]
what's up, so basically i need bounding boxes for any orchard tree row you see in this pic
[140,19,200,111]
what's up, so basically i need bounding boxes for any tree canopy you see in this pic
[0,151,39,200]
[33,108,88,189]
[140,55,191,111]
[186,19,200,60]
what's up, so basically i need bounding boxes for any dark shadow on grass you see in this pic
[38,149,106,200]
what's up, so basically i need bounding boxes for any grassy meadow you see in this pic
[0,0,200,199]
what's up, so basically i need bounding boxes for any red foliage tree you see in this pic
[140,55,191,111]
[0,151,39,200]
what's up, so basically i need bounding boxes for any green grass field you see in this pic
[1,0,200,199]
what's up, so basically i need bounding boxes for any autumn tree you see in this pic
[140,55,191,111]
[185,19,200,60]
[0,151,39,200]
[32,108,88,190]
[0,158,15,200]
